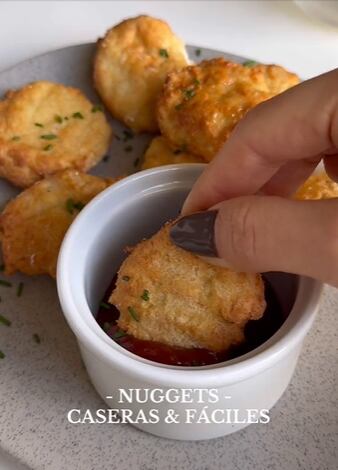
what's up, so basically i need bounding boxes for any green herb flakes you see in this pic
[0,314,11,327]
[113,330,127,340]
[243,60,257,67]
[159,48,169,58]
[0,350,5,359]
[65,198,84,214]
[72,112,84,119]
[11,136,20,141]
[34,122,44,128]
[123,129,134,141]
[122,275,130,282]
[17,282,24,297]
[33,333,41,344]
[127,306,139,321]
[0,280,12,288]
[40,134,57,140]
[195,49,201,57]
[183,88,195,100]
[43,144,53,151]
[54,115,63,124]
[91,104,103,113]
[175,103,183,111]
[141,289,150,301]
[100,301,111,310]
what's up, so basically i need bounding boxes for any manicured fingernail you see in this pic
[170,210,219,257]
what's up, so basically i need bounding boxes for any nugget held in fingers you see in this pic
[157,58,300,161]
[294,172,338,200]
[109,224,266,352]
[141,136,204,170]
[0,81,112,187]
[94,15,189,133]
[0,170,117,277]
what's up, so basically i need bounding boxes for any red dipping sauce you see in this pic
[96,276,285,367]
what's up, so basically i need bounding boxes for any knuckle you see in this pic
[217,197,259,268]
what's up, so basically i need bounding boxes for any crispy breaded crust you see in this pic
[294,172,338,200]
[157,58,300,161]
[141,135,204,170]
[110,224,266,352]
[0,169,116,277]
[0,81,112,187]
[93,15,188,133]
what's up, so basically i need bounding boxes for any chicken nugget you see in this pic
[157,58,299,161]
[141,135,204,170]
[0,169,117,277]
[110,224,265,352]
[93,15,188,133]
[294,172,338,200]
[0,81,112,187]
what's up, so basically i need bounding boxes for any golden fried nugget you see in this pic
[157,58,300,161]
[141,136,204,170]
[93,15,188,133]
[110,224,265,352]
[0,81,112,188]
[0,169,117,277]
[294,172,338,200]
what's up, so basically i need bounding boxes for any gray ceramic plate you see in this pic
[0,43,337,470]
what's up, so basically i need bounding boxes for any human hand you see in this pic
[170,69,338,286]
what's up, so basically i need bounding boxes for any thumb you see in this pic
[170,196,338,286]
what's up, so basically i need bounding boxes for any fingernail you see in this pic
[170,210,219,257]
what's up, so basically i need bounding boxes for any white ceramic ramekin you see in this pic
[57,164,322,441]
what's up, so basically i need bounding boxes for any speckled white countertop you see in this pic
[0,2,338,469]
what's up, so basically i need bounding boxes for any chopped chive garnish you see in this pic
[159,48,169,58]
[72,112,84,119]
[243,60,257,67]
[65,198,84,214]
[100,301,111,310]
[34,122,44,128]
[54,115,63,124]
[124,145,133,152]
[113,330,127,340]
[183,88,195,100]
[103,155,110,162]
[0,264,4,271]
[17,282,24,297]
[33,333,41,344]
[41,134,57,140]
[0,314,11,326]
[91,104,103,113]
[133,157,140,167]
[195,49,201,57]
[122,275,130,282]
[11,136,20,141]
[43,144,53,151]
[103,322,111,332]
[141,289,150,301]
[0,350,5,359]
[0,280,12,287]
[173,149,182,155]
[127,306,139,321]
[193,78,201,86]
[122,129,133,141]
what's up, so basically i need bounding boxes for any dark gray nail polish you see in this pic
[170,210,219,257]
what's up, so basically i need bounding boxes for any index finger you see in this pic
[182,69,338,214]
